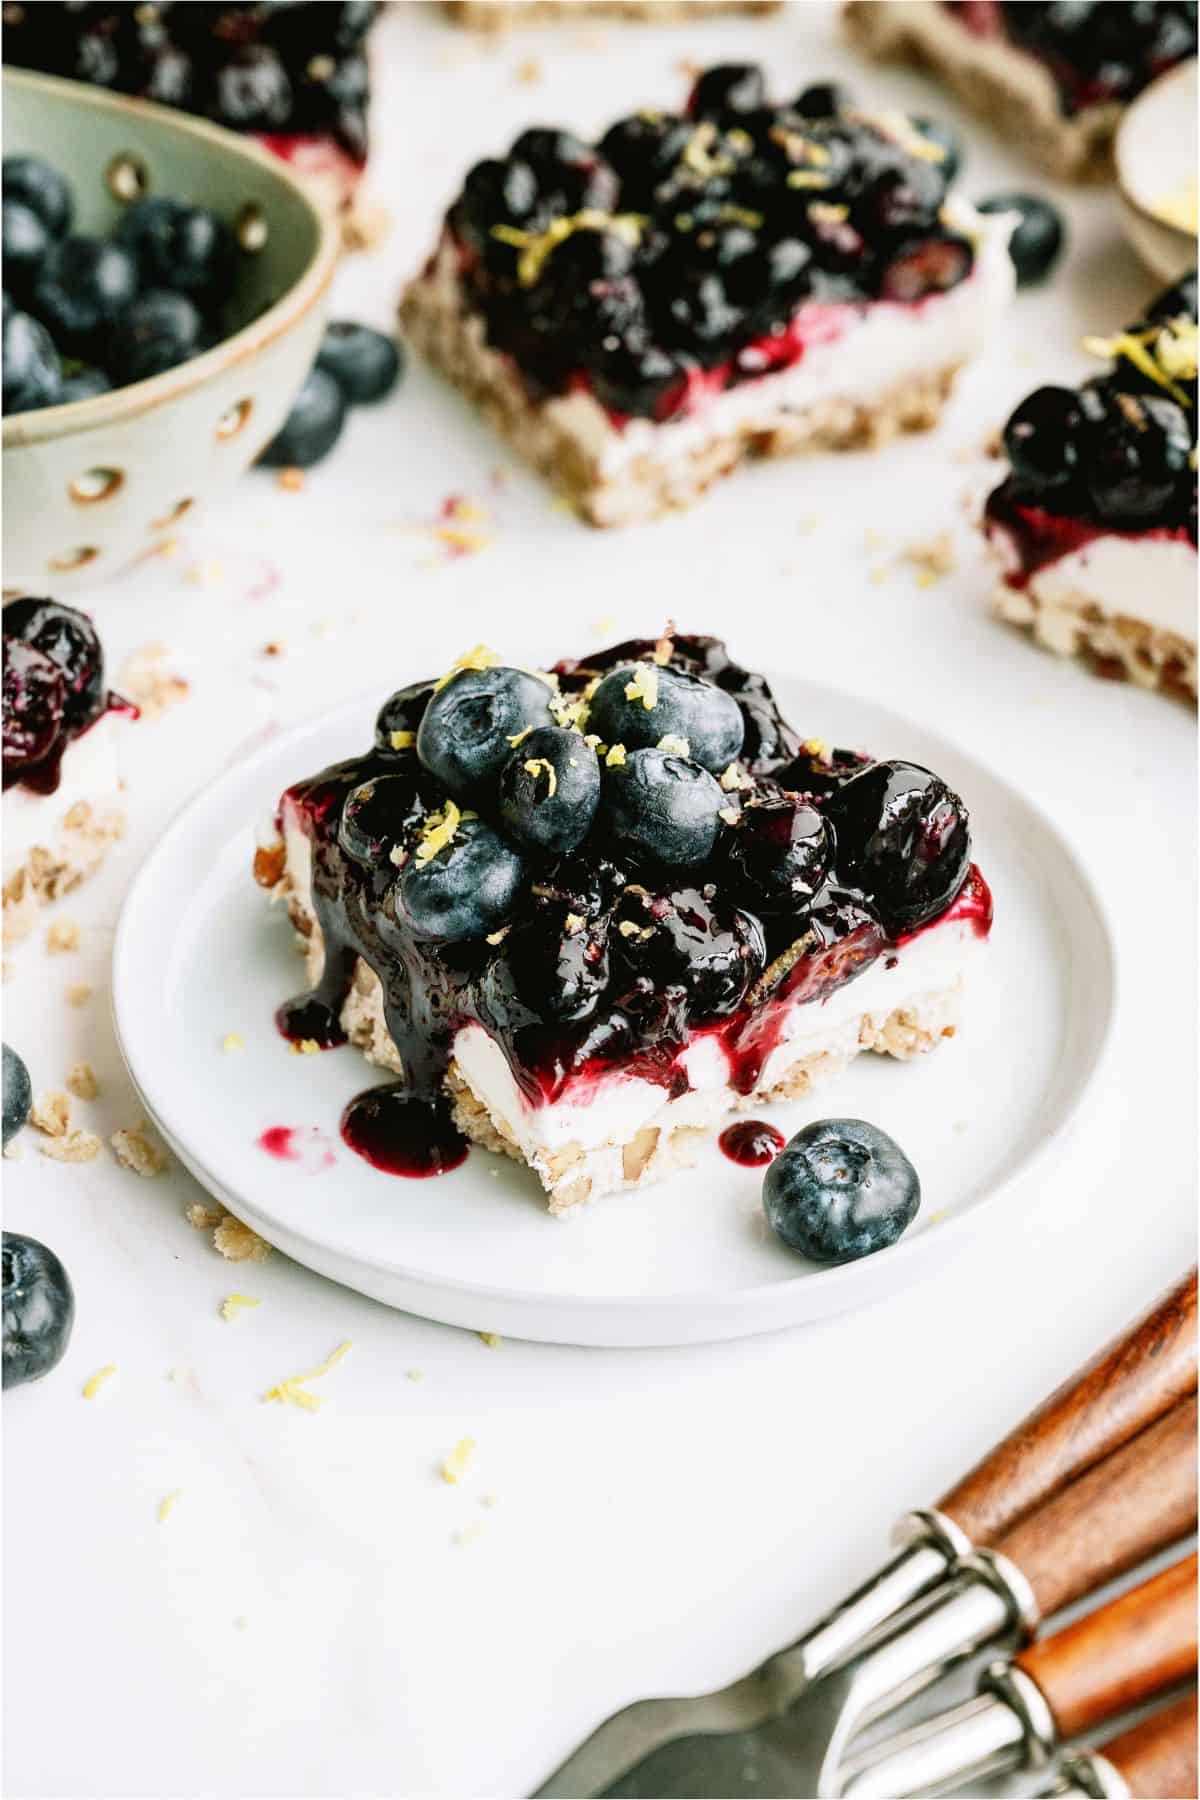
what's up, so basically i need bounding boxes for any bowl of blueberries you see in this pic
[2,65,340,592]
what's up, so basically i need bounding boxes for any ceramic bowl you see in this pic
[1115,59,1198,284]
[2,69,339,595]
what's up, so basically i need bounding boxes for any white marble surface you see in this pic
[3,5,1195,1797]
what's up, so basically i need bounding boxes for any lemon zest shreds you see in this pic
[1156,319,1198,382]
[507,726,534,747]
[389,729,416,750]
[523,758,557,797]
[263,1340,352,1411]
[605,743,628,768]
[624,665,659,710]
[1082,329,1193,407]
[220,1294,261,1322]
[157,1489,183,1523]
[83,1363,117,1399]
[415,801,463,866]
[433,645,498,692]
[657,734,690,757]
[720,763,754,791]
[492,211,646,286]
[440,1436,477,1483]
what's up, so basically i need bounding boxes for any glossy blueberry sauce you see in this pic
[719,1120,786,1167]
[340,1087,468,1179]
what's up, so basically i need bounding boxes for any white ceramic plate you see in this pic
[1115,58,1198,282]
[112,675,1115,1348]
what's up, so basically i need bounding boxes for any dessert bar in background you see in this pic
[444,1,779,27]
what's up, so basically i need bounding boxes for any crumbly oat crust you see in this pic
[445,0,777,27]
[400,248,962,526]
[993,579,1198,701]
[843,0,1121,182]
[2,797,126,945]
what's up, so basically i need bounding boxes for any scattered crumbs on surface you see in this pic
[31,1091,70,1137]
[157,1489,184,1523]
[3,1142,20,1160]
[184,558,226,588]
[869,565,891,586]
[276,467,305,492]
[925,1209,949,1228]
[222,1032,245,1054]
[213,1215,272,1264]
[406,1368,424,1382]
[66,1061,98,1102]
[291,1038,321,1056]
[453,1519,488,1547]
[117,643,190,718]
[186,1202,226,1232]
[46,917,80,954]
[153,534,182,560]
[900,531,956,587]
[440,1436,477,1485]
[82,1363,117,1400]
[261,640,286,658]
[40,1128,103,1163]
[263,1340,352,1412]
[111,1121,168,1177]
[863,527,888,550]
[478,1331,502,1350]
[591,615,617,638]
[514,52,541,83]
[65,982,92,1008]
[220,1294,262,1322]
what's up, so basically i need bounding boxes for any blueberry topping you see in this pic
[2,155,72,237]
[688,64,767,120]
[497,725,601,856]
[484,904,610,1026]
[2,637,66,782]
[977,193,1063,286]
[106,289,205,387]
[825,760,970,934]
[3,597,105,732]
[337,773,425,866]
[315,320,402,405]
[879,232,973,303]
[2,1233,75,1388]
[611,885,765,1022]
[794,81,851,119]
[115,197,235,304]
[599,747,726,868]
[1003,385,1083,493]
[31,234,140,359]
[2,199,51,298]
[394,815,526,942]
[416,666,553,804]
[2,307,60,414]
[1086,391,1194,526]
[911,117,961,183]
[374,680,434,752]
[586,663,745,773]
[259,367,347,468]
[3,1045,32,1147]
[763,1118,920,1263]
[724,792,832,912]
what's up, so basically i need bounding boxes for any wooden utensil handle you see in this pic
[1101,1691,1198,1800]
[993,1394,1198,1618]
[1017,1553,1197,1741]
[939,1270,1197,1545]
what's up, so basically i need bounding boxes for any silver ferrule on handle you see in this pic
[1041,1754,1132,1800]
[842,1690,1029,1798]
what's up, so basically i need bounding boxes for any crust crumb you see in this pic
[40,1128,103,1163]
[440,1436,477,1483]
[66,1062,99,1101]
[213,1215,271,1263]
[31,1091,71,1136]
[117,643,189,718]
[46,916,80,954]
[111,1121,168,1177]
[901,530,956,586]
[277,467,306,492]
[221,1032,245,1053]
[186,1203,226,1232]
[65,982,92,1008]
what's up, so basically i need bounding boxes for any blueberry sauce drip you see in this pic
[946,2,1197,115]
[719,1119,785,1167]
[441,69,976,422]
[265,635,988,1176]
[2,4,378,167]
[2,598,131,795]
[987,274,1198,577]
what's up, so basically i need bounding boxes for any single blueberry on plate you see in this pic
[586,663,745,773]
[3,1232,75,1387]
[2,307,61,414]
[763,1118,920,1263]
[315,320,403,405]
[31,234,140,358]
[115,196,235,304]
[2,199,51,297]
[106,289,204,387]
[394,815,526,942]
[599,747,726,867]
[3,1045,32,1147]
[4,596,106,732]
[497,725,601,855]
[258,367,347,468]
[824,759,970,934]
[417,666,553,803]
[977,193,1063,286]
[2,155,73,238]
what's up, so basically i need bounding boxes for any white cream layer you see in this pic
[989,525,1198,642]
[540,197,1016,479]
[2,711,129,882]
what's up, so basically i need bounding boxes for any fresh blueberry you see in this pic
[497,725,601,856]
[483,904,611,1025]
[374,680,435,753]
[2,308,61,414]
[2,637,66,780]
[725,793,832,912]
[2,1233,75,1388]
[114,196,235,304]
[586,663,745,774]
[337,772,426,866]
[3,1045,32,1147]
[208,44,293,132]
[106,289,204,387]
[1003,385,1083,493]
[977,193,1063,286]
[611,885,765,1021]
[58,365,111,404]
[3,598,105,732]
[394,815,526,942]
[911,117,962,183]
[688,63,766,120]
[416,666,553,805]
[763,1118,920,1263]
[31,235,140,359]
[825,759,971,935]
[794,81,850,119]
[599,747,726,868]
[2,155,72,238]
[259,367,347,468]
[2,200,51,298]
[315,319,402,406]
[1086,393,1193,525]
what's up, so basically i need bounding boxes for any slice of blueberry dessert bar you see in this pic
[3,599,135,942]
[444,2,779,28]
[399,67,1016,527]
[845,2,1197,181]
[257,635,991,1212]
[985,273,1196,698]
[2,3,378,218]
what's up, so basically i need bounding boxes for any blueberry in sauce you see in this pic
[763,1118,920,1263]
[611,885,765,1022]
[794,81,852,120]
[598,746,727,868]
[316,320,402,406]
[258,367,347,468]
[1086,391,1194,526]
[31,234,140,359]
[586,663,745,774]
[416,666,554,804]
[497,724,601,856]
[2,1233,75,1388]
[825,759,970,934]
[2,307,61,414]
[977,193,1063,286]
[1003,385,1084,494]
[4,596,106,733]
[3,1045,32,1148]
[2,637,66,784]
[879,232,973,304]
[724,792,832,912]
[483,903,611,1027]
[394,815,526,943]
[106,289,205,387]
[337,772,426,866]
[374,681,435,753]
